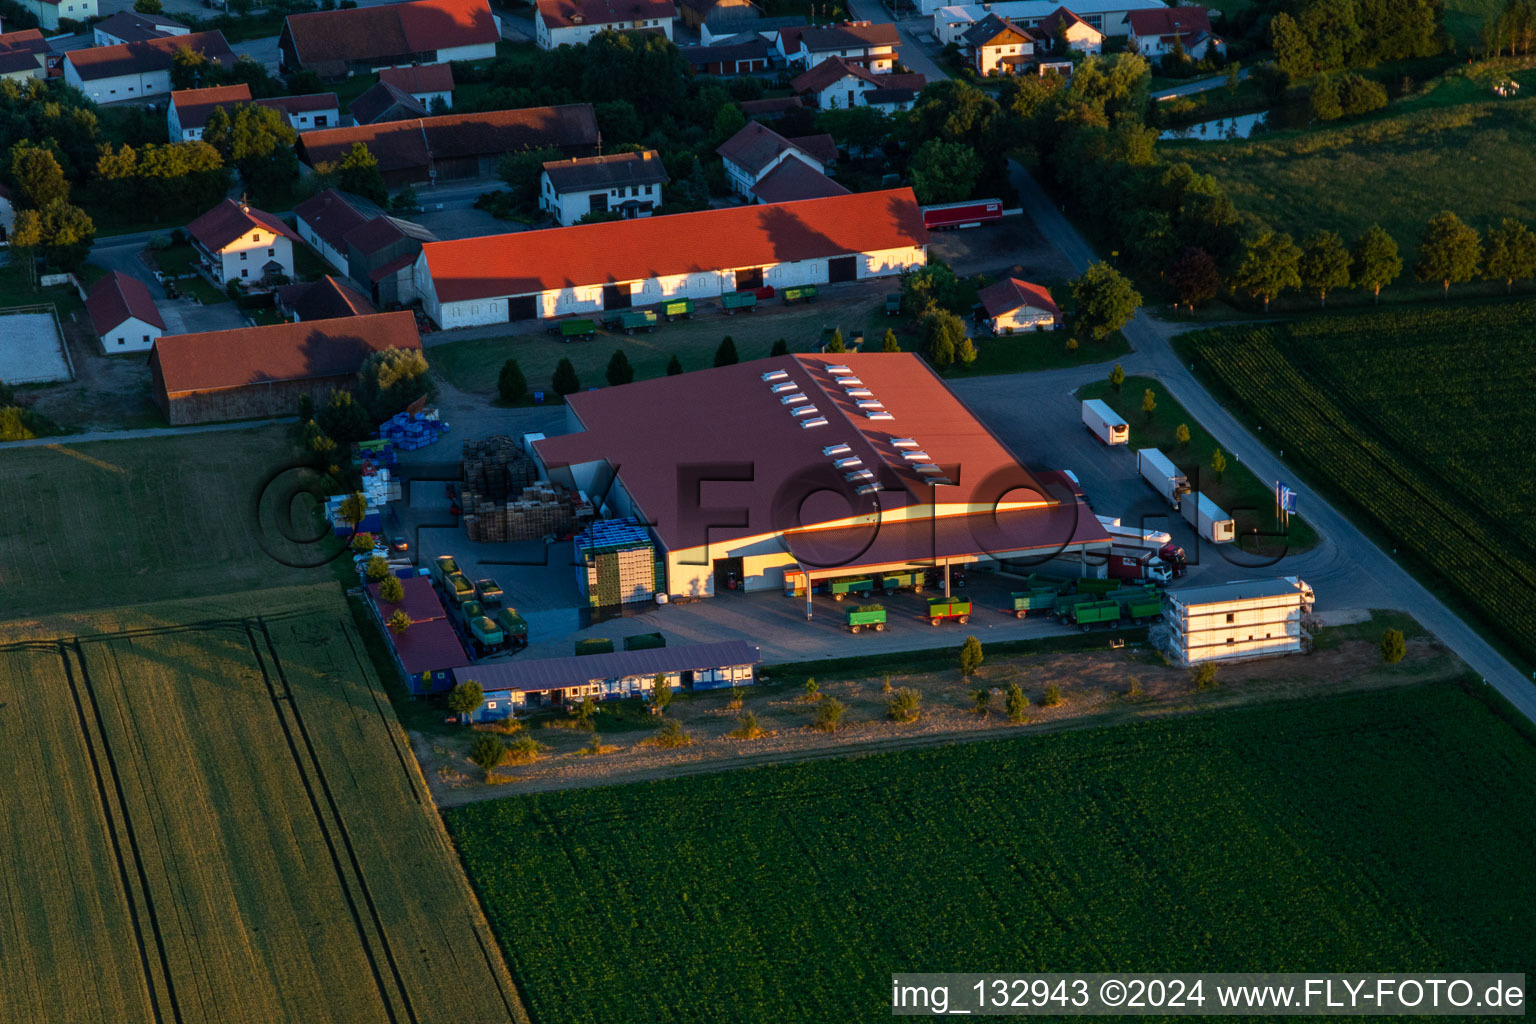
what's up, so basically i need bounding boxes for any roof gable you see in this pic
[294,189,369,252]
[978,277,1059,318]
[284,0,496,69]
[349,80,429,125]
[66,31,234,81]
[541,150,669,193]
[278,275,377,321]
[186,199,299,253]
[716,120,835,175]
[298,104,599,173]
[535,0,676,29]
[170,83,253,130]
[377,62,455,94]
[1127,5,1212,38]
[87,271,164,336]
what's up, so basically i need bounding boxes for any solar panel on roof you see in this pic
[855,483,879,495]
[845,388,873,398]
[834,376,863,386]
[846,469,875,482]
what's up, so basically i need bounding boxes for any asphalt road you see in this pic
[1150,68,1252,101]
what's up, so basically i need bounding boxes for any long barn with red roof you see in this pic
[412,187,929,328]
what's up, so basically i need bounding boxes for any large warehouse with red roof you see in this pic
[411,188,929,328]
[531,352,1112,599]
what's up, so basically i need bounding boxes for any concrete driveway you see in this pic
[158,298,247,334]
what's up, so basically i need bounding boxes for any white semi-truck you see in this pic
[1182,491,1236,544]
[1136,448,1190,508]
[1081,399,1129,445]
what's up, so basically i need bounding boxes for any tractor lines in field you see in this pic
[56,638,181,1024]
[245,619,420,1024]
[337,618,422,804]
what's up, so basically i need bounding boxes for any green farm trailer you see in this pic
[603,309,658,334]
[430,555,459,588]
[1017,573,1074,594]
[1072,600,1122,630]
[662,298,695,320]
[1008,588,1058,618]
[624,632,666,651]
[846,604,887,634]
[884,293,902,315]
[1108,587,1162,623]
[721,291,757,314]
[926,596,971,626]
[496,608,529,648]
[1074,577,1120,596]
[551,318,596,341]
[879,571,926,593]
[828,577,875,601]
[457,600,504,653]
[475,578,504,607]
[782,284,818,304]
[575,637,615,656]
[444,572,475,605]
[1052,592,1095,623]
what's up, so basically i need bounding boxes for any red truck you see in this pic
[1106,546,1173,584]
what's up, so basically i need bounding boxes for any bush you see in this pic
[959,635,984,677]
[365,556,390,583]
[1005,681,1029,723]
[1381,628,1407,664]
[498,359,526,403]
[504,734,548,764]
[813,696,846,733]
[386,609,411,633]
[730,711,764,740]
[378,574,404,604]
[468,734,505,780]
[649,718,692,748]
[1042,683,1063,706]
[887,687,921,723]
[1191,662,1218,691]
[1125,675,1144,699]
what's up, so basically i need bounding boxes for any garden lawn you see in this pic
[1169,85,1536,256]
[1077,374,1318,551]
[1178,302,1536,670]
[446,680,1536,1024]
[0,585,526,1024]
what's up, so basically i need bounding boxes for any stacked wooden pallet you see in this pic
[460,437,580,542]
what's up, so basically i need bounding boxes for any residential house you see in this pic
[1127,6,1223,60]
[0,29,50,83]
[1036,5,1103,53]
[349,81,430,125]
[976,277,1060,334]
[458,641,762,715]
[186,198,299,286]
[776,21,899,72]
[681,34,772,76]
[86,271,164,353]
[533,0,675,49]
[276,274,376,322]
[378,63,454,109]
[962,14,1037,75]
[294,189,371,273]
[412,187,928,328]
[366,576,470,695]
[149,311,423,425]
[279,0,498,78]
[790,56,924,111]
[678,0,754,31]
[63,31,234,104]
[29,0,97,32]
[699,11,802,45]
[716,120,837,198]
[297,104,600,188]
[931,0,1167,40]
[92,10,190,46]
[540,150,669,225]
[169,85,341,140]
[748,158,848,204]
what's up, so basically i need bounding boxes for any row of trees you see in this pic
[1265,0,1442,80]
[1215,212,1534,311]
[8,144,94,280]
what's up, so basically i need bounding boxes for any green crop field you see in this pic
[1077,374,1317,551]
[0,585,526,1024]
[0,426,346,618]
[446,681,1536,1024]
[1178,304,1536,668]
[1170,84,1536,255]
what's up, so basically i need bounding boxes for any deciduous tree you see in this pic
[1232,231,1302,311]
[1415,211,1480,298]
[1069,262,1140,340]
[1351,224,1401,302]
[1299,229,1352,306]
[1167,246,1219,309]
[447,679,484,717]
[1481,218,1536,293]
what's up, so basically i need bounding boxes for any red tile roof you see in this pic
[343,215,408,255]
[748,158,849,204]
[421,187,927,303]
[1037,5,1099,38]
[1127,6,1212,40]
[294,189,369,253]
[151,311,421,395]
[377,62,454,94]
[256,91,338,116]
[186,199,300,253]
[283,0,497,71]
[533,352,1093,553]
[86,271,164,337]
[962,13,1035,48]
[277,275,376,321]
[978,277,1060,318]
[298,104,599,175]
[716,120,835,176]
[170,83,252,130]
[65,31,233,81]
[535,0,676,29]
[0,29,49,75]
[369,252,417,282]
[791,56,925,96]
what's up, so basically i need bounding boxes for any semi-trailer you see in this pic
[1181,492,1236,544]
[1081,399,1130,445]
[1136,448,1190,508]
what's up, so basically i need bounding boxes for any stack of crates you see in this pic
[379,409,449,451]
[575,519,658,607]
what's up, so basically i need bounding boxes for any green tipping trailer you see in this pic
[721,291,757,313]
[662,298,694,320]
[1018,573,1074,594]
[604,309,658,334]
[461,601,504,653]
[1053,591,1095,623]
[926,596,971,626]
[1108,588,1162,623]
[1072,600,1122,630]
[575,638,615,656]
[555,318,596,340]
[828,577,875,602]
[624,632,666,651]
[475,578,504,607]
[879,571,925,593]
[885,293,901,315]
[1075,577,1120,596]
[445,572,475,604]
[1008,588,1058,618]
[431,555,459,587]
[846,604,887,634]
[496,608,529,648]
[782,285,818,304]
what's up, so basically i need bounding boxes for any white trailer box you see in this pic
[1136,448,1189,507]
[1182,492,1236,544]
[1096,514,1172,552]
[1081,399,1129,445]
